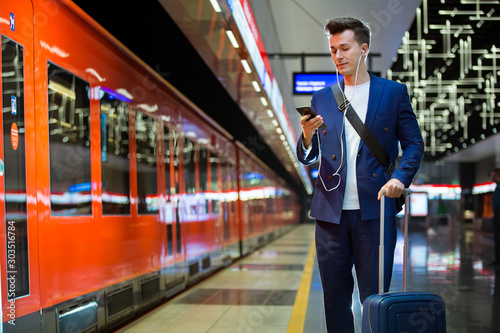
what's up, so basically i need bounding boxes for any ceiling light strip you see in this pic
[226,30,240,48]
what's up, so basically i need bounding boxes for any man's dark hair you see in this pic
[491,167,500,175]
[325,17,371,48]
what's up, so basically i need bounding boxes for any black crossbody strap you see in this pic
[331,84,395,175]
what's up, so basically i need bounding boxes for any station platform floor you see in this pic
[116,221,500,333]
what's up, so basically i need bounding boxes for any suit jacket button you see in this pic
[372,173,377,178]
[331,154,336,160]
[371,152,376,158]
[323,130,327,135]
[328,175,333,181]
[384,127,388,132]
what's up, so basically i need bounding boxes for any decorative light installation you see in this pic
[389,0,500,157]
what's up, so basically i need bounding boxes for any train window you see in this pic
[199,147,208,192]
[136,111,158,214]
[198,147,208,214]
[223,200,230,241]
[184,138,196,193]
[48,62,91,216]
[176,213,181,254]
[229,162,237,192]
[166,224,173,256]
[100,92,130,215]
[229,162,236,214]
[210,152,219,214]
[2,36,30,299]
[266,197,274,213]
[210,152,219,192]
[172,129,180,195]
[163,125,171,195]
[221,158,228,192]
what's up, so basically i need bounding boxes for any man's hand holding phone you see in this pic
[297,107,325,148]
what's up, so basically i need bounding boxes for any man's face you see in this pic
[329,30,366,77]
[491,171,500,183]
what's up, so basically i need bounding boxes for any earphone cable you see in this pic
[317,114,345,192]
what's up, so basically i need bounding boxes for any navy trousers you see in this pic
[315,210,397,333]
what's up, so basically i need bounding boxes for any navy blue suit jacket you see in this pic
[296,73,424,223]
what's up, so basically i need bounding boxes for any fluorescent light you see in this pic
[209,0,221,12]
[137,104,158,113]
[116,88,134,100]
[241,59,252,73]
[260,97,268,106]
[49,80,76,100]
[272,119,279,127]
[276,127,283,134]
[226,30,239,48]
[266,109,274,118]
[252,81,261,92]
[280,134,286,141]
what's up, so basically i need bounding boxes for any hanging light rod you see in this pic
[461,0,499,3]
[439,9,484,16]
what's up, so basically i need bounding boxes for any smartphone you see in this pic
[296,107,326,128]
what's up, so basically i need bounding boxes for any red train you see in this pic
[0,0,301,331]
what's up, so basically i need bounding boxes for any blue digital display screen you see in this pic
[293,73,342,94]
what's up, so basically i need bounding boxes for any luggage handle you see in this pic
[379,188,410,294]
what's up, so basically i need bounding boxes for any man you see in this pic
[491,168,500,265]
[296,17,424,332]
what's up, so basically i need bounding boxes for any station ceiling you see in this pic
[251,0,500,163]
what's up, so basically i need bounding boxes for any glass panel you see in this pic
[2,36,29,299]
[266,197,274,213]
[183,138,196,193]
[136,110,158,214]
[221,159,228,192]
[48,63,91,215]
[221,159,229,240]
[172,129,180,194]
[210,151,219,214]
[176,210,181,253]
[230,161,236,214]
[101,92,130,215]
[210,152,218,192]
[229,162,236,192]
[166,224,173,256]
[163,125,171,195]
[223,201,229,240]
[199,147,207,192]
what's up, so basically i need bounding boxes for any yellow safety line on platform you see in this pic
[287,239,316,333]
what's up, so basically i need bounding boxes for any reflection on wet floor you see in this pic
[343,219,500,333]
[398,220,500,333]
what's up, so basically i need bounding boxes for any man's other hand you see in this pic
[378,178,404,200]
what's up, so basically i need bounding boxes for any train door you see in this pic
[221,156,230,251]
[209,148,223,258]
[160,97,185,293]
[0,1,42,331]
[220,151,238,260]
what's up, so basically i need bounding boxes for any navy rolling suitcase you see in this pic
[362,189,446,333]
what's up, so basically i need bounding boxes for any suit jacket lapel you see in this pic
[331,81,345,144]
[358,73,385,152]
